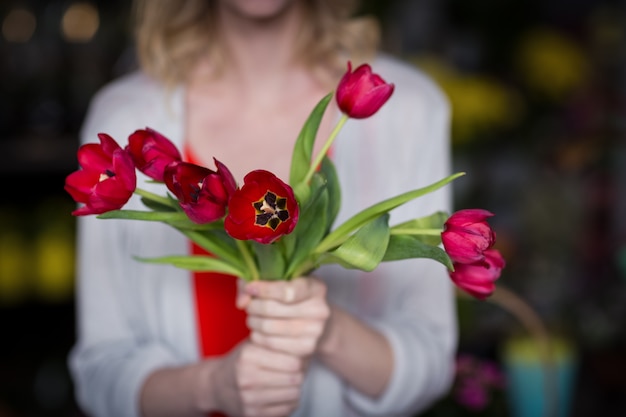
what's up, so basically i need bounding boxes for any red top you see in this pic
[185,145,249,417]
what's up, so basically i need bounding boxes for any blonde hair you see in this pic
[132,0,380,87]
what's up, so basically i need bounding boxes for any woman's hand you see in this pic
[237,277,332,358]
[234,277,392,401]
[140,339,304,417]
[236,277,393,399]
[207,341,304,417]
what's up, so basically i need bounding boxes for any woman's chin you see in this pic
[218,0,298,21]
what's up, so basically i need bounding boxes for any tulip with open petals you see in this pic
[64,133,137,216]
[225,170,299,244]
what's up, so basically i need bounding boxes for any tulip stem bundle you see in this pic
[236,240,260,281]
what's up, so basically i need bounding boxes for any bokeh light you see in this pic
[2,8,37,43]
[61,2,100,43]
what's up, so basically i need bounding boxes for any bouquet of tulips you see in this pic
[64,62,505,300]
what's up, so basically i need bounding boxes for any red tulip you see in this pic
[64,133,137,216]
[449,249,505,300]
[442,209,496,264]
[164,159,237,224]
[126,127,182,182]
[336,61,395,119]
[224,170,299,244]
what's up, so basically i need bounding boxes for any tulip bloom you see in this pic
[450,249,505,300]
[126,127,182,182]
[225,170,299,244]
[442,209,496,264]
[336,61,395,118]
[164,159,237,224]
[64,133,137,216]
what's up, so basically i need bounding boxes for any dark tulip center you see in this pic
[99,169,116,182]
[189,182,202,203]
[253,191,289,230]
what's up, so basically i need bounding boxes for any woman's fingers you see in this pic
[246,297,330,320]
[250,331,319,356]
[236,366,303,389]
[236,278,252,309]
[242,277,332,358]
[234,343,304,417]
[242,400,300,417]
[247,316,325,337]
[244,277,325,304]
[244,277,330,321]
[240,386,300,406]
[239,343,303,373]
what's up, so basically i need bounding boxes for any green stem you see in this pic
[289,257,317,279]
[302,114,349,185]
[236,240,259,281]
[485,286,558,417]
[134,188,176,208]
[390,228,443,236]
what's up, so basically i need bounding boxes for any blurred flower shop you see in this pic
[1,0,625,416]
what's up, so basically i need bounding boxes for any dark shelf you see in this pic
[0,134,77,175]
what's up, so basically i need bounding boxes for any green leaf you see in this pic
[292,182,311,206]
[289,93,333,202]
[253,241,286,280]
[319,156,341,233]
[281,173,327,261]
[280,226,297,264]
[323,213,390,272]
[97,210,185,222]
[179,229,241,267]
[140,196,178,212]
[284,176,330,278]
[134,188,179,210]
[166,219,226,232]
[133,255,245,276]
[390,211,449,246]
[382,234,453,270]
[98,210,216,230]
[315,172,465,253]
[98,210,226,232]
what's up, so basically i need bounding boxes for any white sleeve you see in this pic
[338,63,458,416]
[67,77,184,417]
[345,261,457,416]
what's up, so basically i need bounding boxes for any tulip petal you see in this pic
[65,133,137,216]
[127,128,182,181]
[442,209,497,264]
[336,61,394,119]
[164,160,235,224]
[449,249,505,299]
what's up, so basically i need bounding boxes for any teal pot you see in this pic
[502,336,578,417]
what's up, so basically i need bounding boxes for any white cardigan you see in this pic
[68,53,458,417]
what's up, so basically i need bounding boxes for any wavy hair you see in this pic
[132,0,380,87]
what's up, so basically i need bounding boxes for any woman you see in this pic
[68,0,458,416]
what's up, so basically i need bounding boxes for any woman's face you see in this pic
[216,0,300,20]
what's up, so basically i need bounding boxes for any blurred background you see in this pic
[0,0,625,416]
